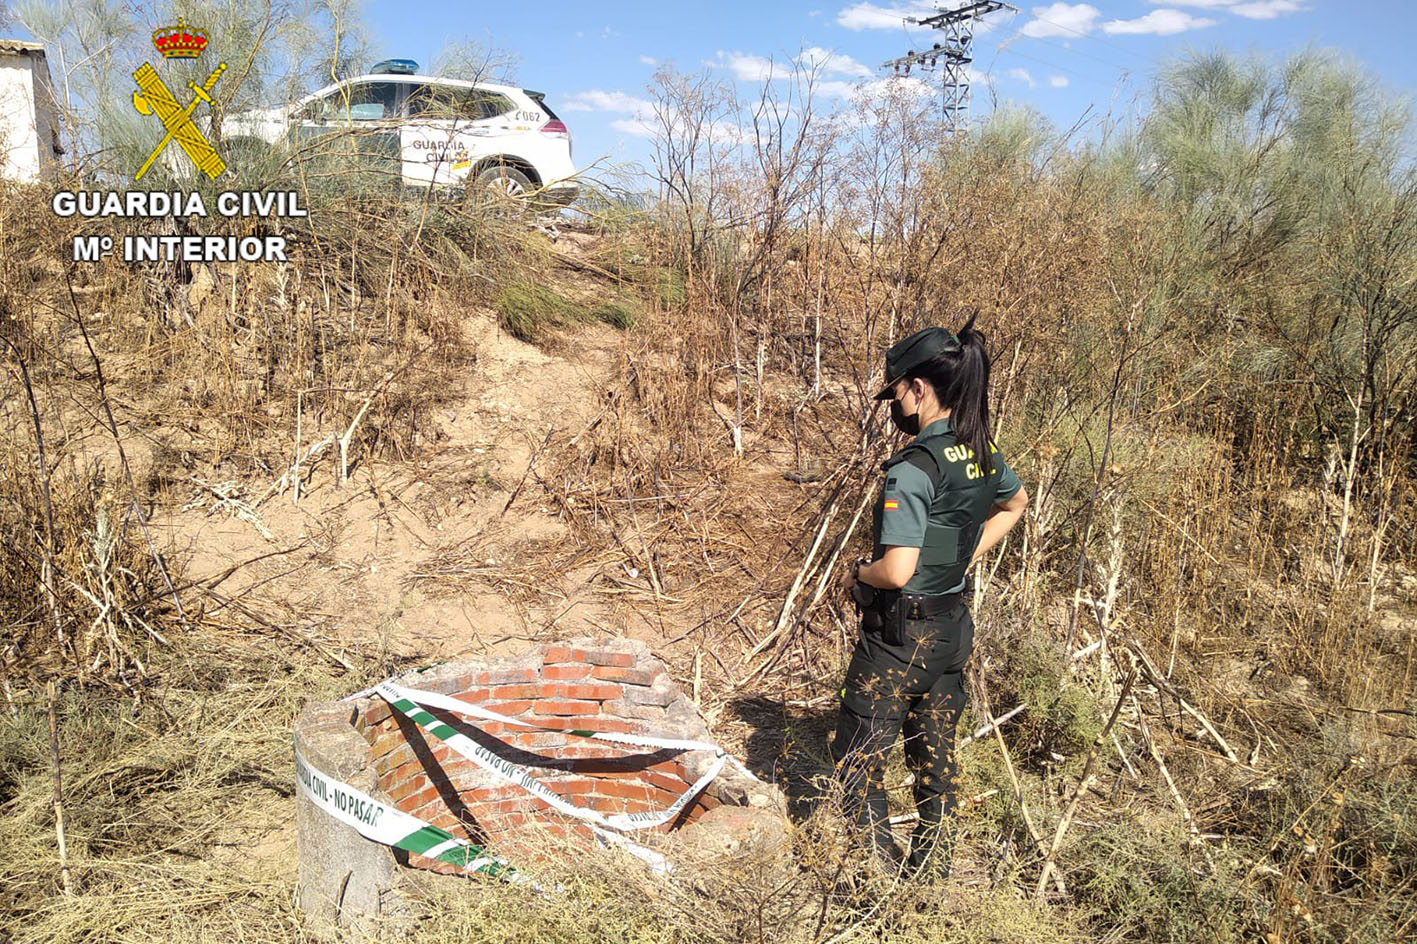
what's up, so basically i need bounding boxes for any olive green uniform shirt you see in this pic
[875,417,1023,594]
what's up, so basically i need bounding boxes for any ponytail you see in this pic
[906,312,994,477]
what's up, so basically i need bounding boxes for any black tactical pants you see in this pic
[830,596,972,876]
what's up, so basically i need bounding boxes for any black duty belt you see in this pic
[898,590,965,620]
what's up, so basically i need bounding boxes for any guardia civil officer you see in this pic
[833,318,1028,879]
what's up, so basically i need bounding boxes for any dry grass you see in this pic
[2,43,1416,944]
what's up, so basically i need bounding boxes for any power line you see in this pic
[1021,10,1155,66]
[1023,31,1139,76]
[999,45,1126,88]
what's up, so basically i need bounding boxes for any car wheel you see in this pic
[477,165,534,200]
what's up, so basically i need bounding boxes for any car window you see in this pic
[469,91,515,120]
[526,91,559,120]
[406,85,515,121]
[295,98,325,122]
[322,81,398,121]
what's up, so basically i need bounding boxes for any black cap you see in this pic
[873,327,961,399]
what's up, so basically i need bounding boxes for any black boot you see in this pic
[904,814,955,881]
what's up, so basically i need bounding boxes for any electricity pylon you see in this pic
[880,1,1016,134]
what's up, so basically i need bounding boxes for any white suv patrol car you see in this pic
[227,59,577,204]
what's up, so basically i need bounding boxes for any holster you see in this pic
[853,584,904,646]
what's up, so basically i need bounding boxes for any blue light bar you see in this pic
[370,59,419,75]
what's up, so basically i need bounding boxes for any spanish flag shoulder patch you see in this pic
[883,499,899,510]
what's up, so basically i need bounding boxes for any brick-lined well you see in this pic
[294,637,785,931]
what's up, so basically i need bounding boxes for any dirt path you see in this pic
[152,303,633,666]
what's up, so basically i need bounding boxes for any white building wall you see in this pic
[0,44,61,181]
[29,50,61,176]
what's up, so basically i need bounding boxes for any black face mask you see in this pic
[890,397,920,436]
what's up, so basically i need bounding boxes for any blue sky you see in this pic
[362,1,1416,176]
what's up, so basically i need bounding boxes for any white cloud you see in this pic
[825,74,935,103]
[1049,74,1069,87]
[836,1,937,30]
[1148,0,1304,13]
[1007,67,1036,88]
[838,1,1008,33]
[563,89,744,142]
[1102,8,1217,34]
[816,79,857,99]
[1229,0,1303,18]
[562,90,654,117]
[1020,3,1100,38]
[610,118,655,138]
[639,55,658,66]
[797,45,874,78]
[708,120,747,144]
[566,90,656,138]
[714,50,779,82]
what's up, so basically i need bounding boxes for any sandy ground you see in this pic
[149,299,646,668]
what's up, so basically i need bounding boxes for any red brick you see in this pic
[585,650,636,667]
[490,683,539,700]
[555,745,620,760]
[370,730,406,758]
[478,798,538,816]
[534,823,588,842]
[640,786,679,807]
[359,701,393,729]
[433,759,475,781]
[542,663,593,680]
[590,665,660,685]
[360,718,393,742]
[531,699,600,716]
[453,720,495,738]
[453,688,492,704]
[543,647,588,664]
[531,716,635,734]
[390,757,425,784]
[414,855,463,876]
[385,777,423,804]
[551,779,595,795]
[475,668,538,685]
[407,783,442,810]
[482,699,533,715]
[378,744,416,773]
[513,732,571,751]
[467,785,525,803]
[540,682,622,701]
[599,780,656,802]
[645,771,689,793]
[426,810,460,832]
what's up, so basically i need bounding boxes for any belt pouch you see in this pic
[878,589,904,646]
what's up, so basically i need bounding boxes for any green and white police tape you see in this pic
[298,673,755,877]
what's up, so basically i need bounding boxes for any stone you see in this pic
[294,704,411,939]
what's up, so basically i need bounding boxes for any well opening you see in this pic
[294,638,787,932]
[350,642,722,871]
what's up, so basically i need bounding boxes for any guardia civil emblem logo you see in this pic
[131,17,226,180]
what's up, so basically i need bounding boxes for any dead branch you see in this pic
[1036,668,1137,899]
